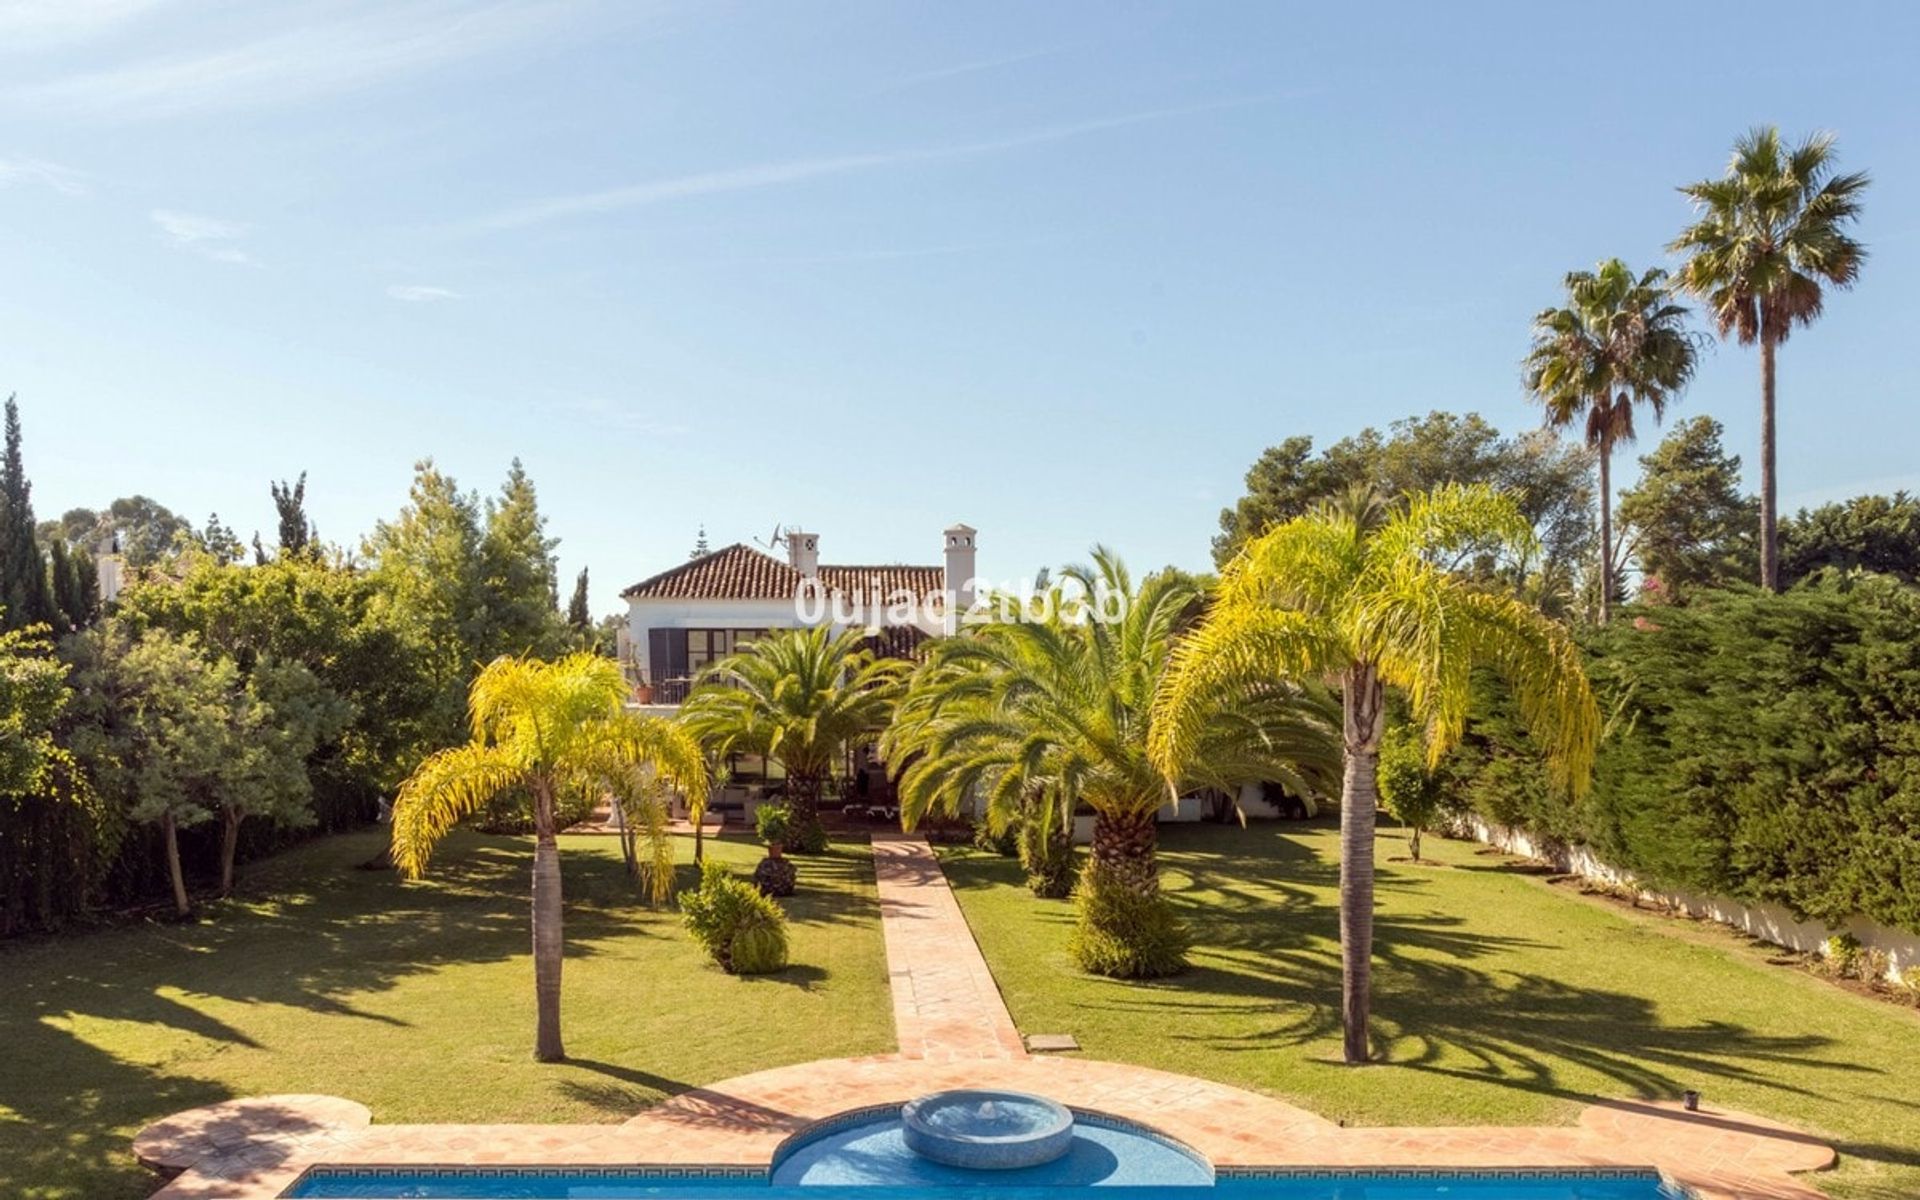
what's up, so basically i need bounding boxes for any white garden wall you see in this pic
[1462,817,1920,982]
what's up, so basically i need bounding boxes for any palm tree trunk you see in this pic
[1759,338,1779,592]
[787,771,826,853]
[1089,807,1158,896]
[530,780,565,1062]
[162,811,191,917]
[1339,662,1385,1065]
[1597,442,1613,623]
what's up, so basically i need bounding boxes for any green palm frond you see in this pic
[392,652,709,893]
[1670,126,1869,346]
[680,626,905,779]
[889,552,1339,829]
[391,742,526,878]
[1154,484,1597,795]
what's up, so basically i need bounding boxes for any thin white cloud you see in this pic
[10,1,584,119]
[151,208,257,265]
[456,95,1274,234]
[878,49,1061,93]
[387,284,463,302]
[0,156,88,195]
[0,0,167,47]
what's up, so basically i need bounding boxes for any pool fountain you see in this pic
[769,1091,1214,1187]
[899,1091,1075,1170]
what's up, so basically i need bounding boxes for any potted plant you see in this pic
[752,802,798,897]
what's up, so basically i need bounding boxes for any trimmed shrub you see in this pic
[1441,576,1920,936]
[1068,864,1188,978]
[680,859,790,975]
[753,802,792,848]
[752,855,796,898]
[1018,816,1074,898]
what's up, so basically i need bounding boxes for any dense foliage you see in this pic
[1444,575,1920,934]
[0,397,588,933]
[681,859,791,975]
[1212,412,1595,597]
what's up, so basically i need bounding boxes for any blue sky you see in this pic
[5,1,1917,610]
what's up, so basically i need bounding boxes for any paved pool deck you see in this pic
[136,834,1838,1200]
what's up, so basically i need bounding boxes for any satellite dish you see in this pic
[754,523,788,551]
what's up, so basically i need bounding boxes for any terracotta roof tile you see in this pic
[622,545,946,603]
[620,544,801,599]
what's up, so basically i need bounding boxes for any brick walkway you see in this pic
[135,834,1840,1200]
[872,833,1027,1060]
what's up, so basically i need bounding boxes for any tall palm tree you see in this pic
[681,626,905,853]
[1671,127,1870,591]
[884,549,1341,974]
[391,652,707,1062]
[1151,485,1597,1063]
[1525,259,1698,622]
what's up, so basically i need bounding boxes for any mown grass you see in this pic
[0,829,893,1200]
[941,822,1920,1200]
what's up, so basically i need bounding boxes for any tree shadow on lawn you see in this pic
[0,833,679,1199]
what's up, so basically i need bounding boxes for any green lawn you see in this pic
[941,823,1920,1200]
[0,829,893,1200]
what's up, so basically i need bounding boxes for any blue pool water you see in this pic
[283,1171,1682,1199]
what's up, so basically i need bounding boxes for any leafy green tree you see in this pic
[1155,485,1597,1061]
[685,626,903,854]
[0,626,112,934]
[44,539,91,632]
[269,472,315,558]
[0,396,56,631]
[886,550,1341,976]
[364,460,490,746]
[1616,416,1757,597]
[116,551,435,808]
[390,653,707,1061]
[53,495,192,568]
[1214,413,1595,596]
[1376,726,1455,862]
[198,512,246,564]
[1781,493,1920,585]
[480,458,564,657]
[1671,127,1870,591]
[66,625,343,914]
[1524,259,1699,623]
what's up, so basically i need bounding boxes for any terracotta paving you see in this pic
[870,833,1028,1060]
[133,834,1840,1200]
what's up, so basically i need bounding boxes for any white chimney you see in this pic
[787,530,819,577]
[943,523,977,630]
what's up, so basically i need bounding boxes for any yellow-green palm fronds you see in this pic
[391,742,526,878]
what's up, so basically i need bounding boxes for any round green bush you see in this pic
[754,802,793,847]
[728,917,790,975]
[680,859,791,974]
[1067,864,1189,978]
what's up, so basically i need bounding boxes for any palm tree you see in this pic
[1524,259,1698,622]
[391,652,707,1062]
[1151,485,1597,1062]
[884,549,1341,974]
[1670,127,1870,591]
[681,626,905,853]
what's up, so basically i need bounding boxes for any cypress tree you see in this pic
[567,566,591,634]
[0,396,56,631]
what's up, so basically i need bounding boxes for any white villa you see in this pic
[617,522,1303,831]
[618,523,979,707]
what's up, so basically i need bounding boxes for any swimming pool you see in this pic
[282,1168,1684,1199]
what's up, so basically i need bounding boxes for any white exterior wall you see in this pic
[1464,817,1920,982]
[624,596,810,687]
[623,593,945,693]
